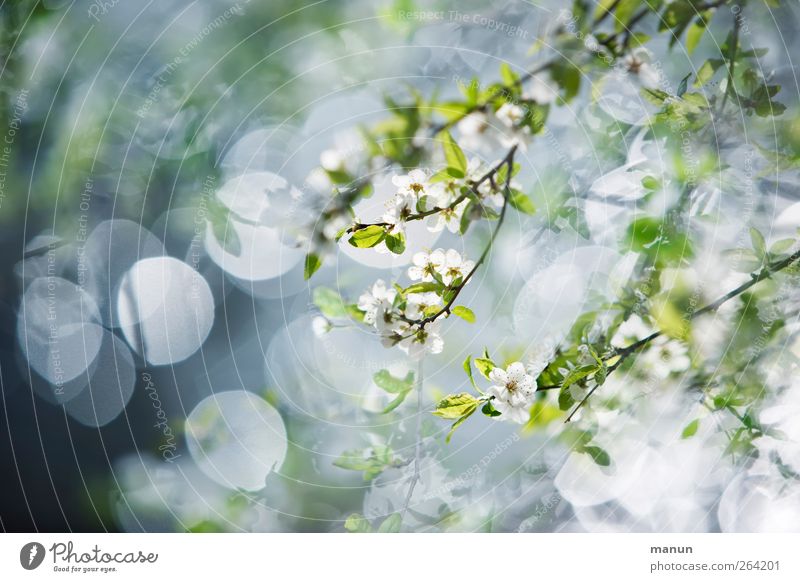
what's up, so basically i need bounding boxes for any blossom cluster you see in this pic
[355,247,475,360]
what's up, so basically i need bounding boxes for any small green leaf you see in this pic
[440,131,467,178]
[349,225,387,248]
[433,393,479,419]
[404,281,441,294]
[382,391,411,414]
[685,19,706,55]
[344,513,372,533]
[451,305,476,323]
[212,220,242,257]
[582,445,611,467]
[499,62,520,87]
[481,400,501,417]
[769,238,795,256]
[750,227,766,257]
[304,253,323,280]
[560,364,597,390]
[446,407,477,443]
[594,365,607,386]
[463,355,477,389]
[677,72,691,97]
[509,189,536,215]
[641,176,659,191]
[694,60,716,87]
[312,287,348,319]
[558,386,575,411]
[681,419,700,439]
[459,200,475,234]
[385,232,406,254]
[473,357,496,379]
[373,369,415,394]
[377,513,402,533]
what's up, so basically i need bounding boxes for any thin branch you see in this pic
[400,357,425,523]
[720,3,741,112]
[406,146,517,331]
[346,144,517,234]
[563,247,800,421]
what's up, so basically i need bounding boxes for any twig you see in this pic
[346,143,517,234]
[719,4,741,113]
[563,247,800,420]
[400,357,425,522]
[404,145,518,332]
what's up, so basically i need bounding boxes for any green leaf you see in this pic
[312,287,349,319]
[499,62,519,87]
[212,220,242,257]
[349,225,387,248]
[615,0,640,33]
[560,364,597,390]
[377,513,402,533]
[304,253,323,280]
[694,60,716,87]
[592,0,618,21]
[385,232,406,254]
[558,387,575,411]
[404,281,441,294]
[524,401,561,430]
[641,176,659,191]
[650,298,689,340]
[334,447,396,480]
[463,355,477,389]
[440,131,467,178]
[446,407,477,443]
[481,400,501,417]
[433,393,479,419]
[677,72,691,97]
[451,305,476,323]
[509,189,536,215]
[685,19,706,55]
[459,200,475,234]
[769,238,795,256]
[582,445,611,467]
[373,369,415,394]
[624,217,693,266]
[473,357,496,379]
[382,391,411,414]
[750,227,766,257]
[344,513,372,533]
[681,418,700,439]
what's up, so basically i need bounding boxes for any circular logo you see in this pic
[19,542,46,570]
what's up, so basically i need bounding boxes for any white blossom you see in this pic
[640,336,691,379]
[392,169,431,199]
[408,249,446,282]
[312,315,331,337]
[623,47,661,90]
[523,75,557,105]
[357,279,397,325]
[320,148,347,172]
[487,362,537,424]
[527,338,557,377]
[398,321,444,360]
[427,198,469,233]
[611,314,653,348]
[405,291,442,320]
[439,249,475,285]
[458,112,489,137]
